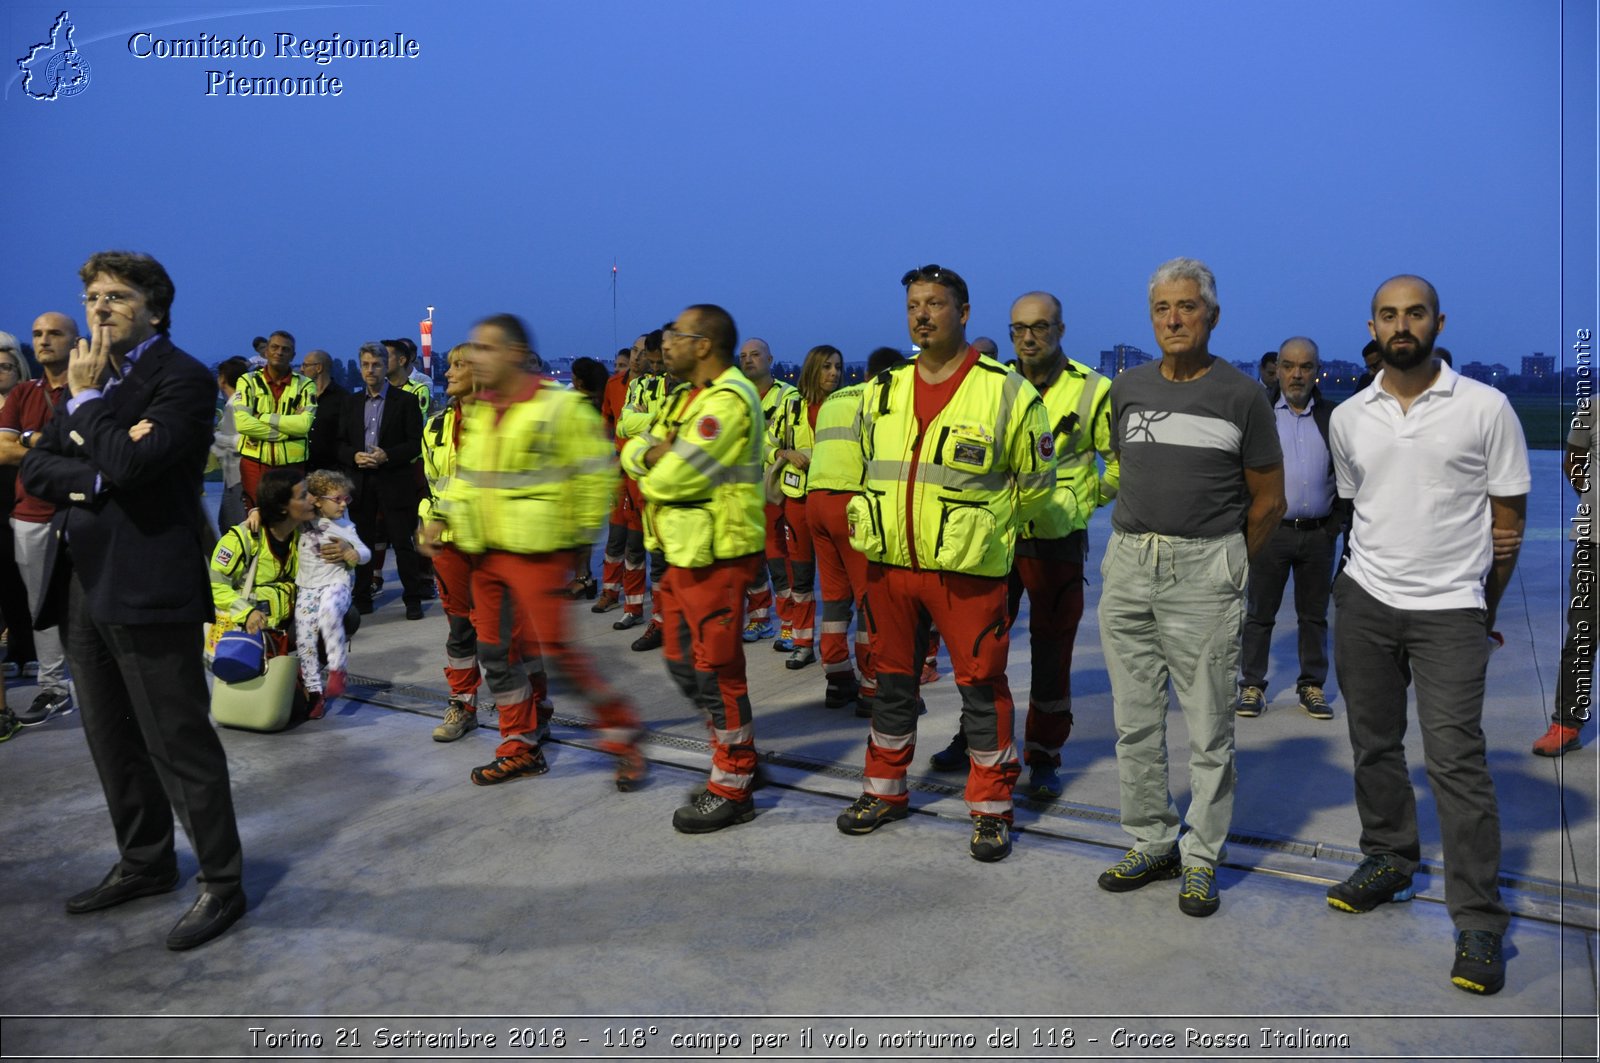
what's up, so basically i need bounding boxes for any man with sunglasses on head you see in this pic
[835,265,1055,862]
[925,291,1117,800]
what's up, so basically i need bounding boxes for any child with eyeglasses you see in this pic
[297,468,369,714]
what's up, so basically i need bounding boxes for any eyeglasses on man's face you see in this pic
[0,363,19,374]
[1009,322,1058,339]
[663,329,705,342]
[80,291,138,309]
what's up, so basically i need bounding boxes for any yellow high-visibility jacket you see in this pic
[436,380,616,555]
[806,381,867,493]
[757,378,796,470]
[621,365,765,569]
[848,355,1054,578]
[1020,357,1119,542]
[768,391,819,500]
[417,401,463,534]
[616,373,670,443]
[210,525,298,627]
[234,370,317,466]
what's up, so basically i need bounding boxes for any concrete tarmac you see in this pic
[0,449,1593,1062]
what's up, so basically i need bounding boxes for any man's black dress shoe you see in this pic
[65,866,181,914]
[166,890,247,951]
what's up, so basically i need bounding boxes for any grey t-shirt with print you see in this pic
[1110,358,1281,539]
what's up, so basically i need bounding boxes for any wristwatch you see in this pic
[20,430,36,449]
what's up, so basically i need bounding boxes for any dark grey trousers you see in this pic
[1332,573,1507,934]
[1240,522,1336,691]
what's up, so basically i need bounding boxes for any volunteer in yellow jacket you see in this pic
[807,346,906,716]
[768,344,845,670]
[738,338,798,646]
[234,330,316,511]
[422,313,646,791]
[613,354,673,646]
[837,265,1055,862]
[621,304,766,834]
[927,291,1119,800]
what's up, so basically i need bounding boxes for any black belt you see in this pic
[1282,515,1331,530]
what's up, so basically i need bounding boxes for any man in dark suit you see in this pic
[22,251,245,951]
[340,341,426,618]
[300,348,347,471]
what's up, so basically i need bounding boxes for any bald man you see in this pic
[1236,337,1344,722]
[737,337,797,646]
[0,312,80,726]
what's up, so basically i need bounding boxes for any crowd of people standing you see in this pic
[0,249,1565,1001]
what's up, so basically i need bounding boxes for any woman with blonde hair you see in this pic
[768,344,844,670]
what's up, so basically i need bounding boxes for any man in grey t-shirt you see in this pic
[1095,257,1284,918]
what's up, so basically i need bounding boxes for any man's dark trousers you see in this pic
[1332,572,1508,934]
[1240,521,1336,691]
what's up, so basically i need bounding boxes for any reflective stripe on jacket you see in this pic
[210,525,298,627]
[417,402,463,532]
[769,391,817,500]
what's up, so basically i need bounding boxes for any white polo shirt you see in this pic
[1331,361,1530,610]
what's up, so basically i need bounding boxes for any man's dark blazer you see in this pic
[337,383,424,511]
[22,336,217,629]
[306,380,348,471]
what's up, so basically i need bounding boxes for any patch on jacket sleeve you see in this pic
[215,546,235,568]
[697,414,721,441]
[1038,433,1055,461]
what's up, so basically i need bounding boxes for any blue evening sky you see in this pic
[2,0,1594,372]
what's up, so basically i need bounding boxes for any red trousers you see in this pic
[746,502,788,626]
[1008,552,1085,768]
[601,471,643,598]
[469,550,640,758]
[660,555,763,799]
[780,496,816,647]
[239,456,303,513]
[807,491,873,690]
[862,564,1018,819]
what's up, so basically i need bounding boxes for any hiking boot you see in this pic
[742,618,774,642]
[928,734,969,772]
[591,591,621,613]
[1327,854,1415,913]
[1532,722,1582,757]
[613,612,644,631]
[671,789,754,833]
[1298,684,1333,720]
[614,748,648,792]
[630,623,663,651]
[773,630,795,652]
[470,748,548,785]
[0,708,20,743]
[432,699,478,742]
[1024,764,1062,800]
[1178,865,1220,917]
[1451,929,1506,995]
[785,646,815,669]
[1236,685,1266,717]
[835,794,910,835]
[824,677,860,709]
[17,689,73,727]
[1097,847,1182,892]
[969,815,1012,862]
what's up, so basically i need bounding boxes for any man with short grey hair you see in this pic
[1237,336,1343,721]
[1095,257,1284,917]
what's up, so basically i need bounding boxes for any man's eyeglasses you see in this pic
[1009,322,1058,339]
[81,291,136,308]
[0,363,19,374]
[663,329,705,341]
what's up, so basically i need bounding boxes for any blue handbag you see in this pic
[212,628,267,683]
[210,545,268,683]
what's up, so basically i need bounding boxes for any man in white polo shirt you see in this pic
[1326,274,1529,997]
